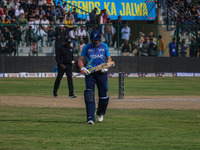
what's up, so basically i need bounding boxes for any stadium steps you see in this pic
[18,46,55,56]
[17,44,121,56]
[109,47,122,56]
[158,17,171,57]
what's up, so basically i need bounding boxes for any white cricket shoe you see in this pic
[87,120,94,125]
[97,115,104,122]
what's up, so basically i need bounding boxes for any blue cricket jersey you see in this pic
[81,42,110,69]
[169,42,177,56]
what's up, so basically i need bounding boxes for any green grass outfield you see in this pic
[0,77,200,96]
[0,106,200,149]
[0,77,200,149]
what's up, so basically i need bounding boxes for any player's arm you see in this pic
[78,56,85,68]
[106,56,112,63]
[78,44,87,68]
[105,43,112,63]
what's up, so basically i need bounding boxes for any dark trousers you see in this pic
[53,64,74,96]
[85,72,108,98]
[85,72,109,121]
[9,48,17,56]
[112,33,121,48]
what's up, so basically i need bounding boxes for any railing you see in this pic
[0,23,199,57]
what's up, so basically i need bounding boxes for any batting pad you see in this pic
[84,89,95,122]
[97,96,109,116]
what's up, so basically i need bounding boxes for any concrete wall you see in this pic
[0,56,200,73]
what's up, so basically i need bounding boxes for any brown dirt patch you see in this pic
[0,96,200,110]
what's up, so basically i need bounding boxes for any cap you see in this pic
[90,30,101,41]
[139,32,143,35]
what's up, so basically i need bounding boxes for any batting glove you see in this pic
[81,67,90,76]
[101,68,108,73]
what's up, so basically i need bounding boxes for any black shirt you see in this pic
[55,45,74,66]
[148,43,157,56]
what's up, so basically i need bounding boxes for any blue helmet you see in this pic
[90,30,101,41]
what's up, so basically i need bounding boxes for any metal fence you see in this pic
[0,23,199,57]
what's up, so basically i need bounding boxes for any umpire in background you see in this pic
[53,37,76,98]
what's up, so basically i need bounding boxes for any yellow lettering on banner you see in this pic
[77,1,82,14]
[143,3,148,16]
[82,1,88,14]
[131,3,136,16]
[65,1,148,17]
[95,2,101,14]
[135,3,142,16]
[67,1,71,10]
[126,3,131,16]
[71,1,77,9]
[89,2,94,12]
[120,3,125,16]
[104,2,111,15]
[111,2,117,15]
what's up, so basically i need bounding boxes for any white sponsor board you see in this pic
[44,73,57,77]
[4,73,20,77]
[1,72,200,78]
[19,72,28,77]
[162,73,174,77]
[194,73,200,77]
[128,73,139,77]
[27,73,40,78]
[112,73,119,77]
[145,73,156,77]
[176,72,194,77]
[20,72,42,77]
[0,73,4,77]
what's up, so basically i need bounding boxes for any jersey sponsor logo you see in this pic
[88,49,94,52]
[90,54,105,59]
[99,48,105,52]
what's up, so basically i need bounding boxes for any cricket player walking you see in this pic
[78,30,112,125]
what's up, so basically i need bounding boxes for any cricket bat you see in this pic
[88,61,115,74]
[74,61,115,77]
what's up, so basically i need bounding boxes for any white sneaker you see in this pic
[97,115,104,122]
[87,120,94,125]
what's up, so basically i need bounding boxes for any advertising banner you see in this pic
[56,0,156,20]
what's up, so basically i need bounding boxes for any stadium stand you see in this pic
[0,0,199,57]
[159,0,199,57]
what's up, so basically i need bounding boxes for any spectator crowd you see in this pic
[0,0,199,57]
[167,0,200,28]
[165,0,200,57]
